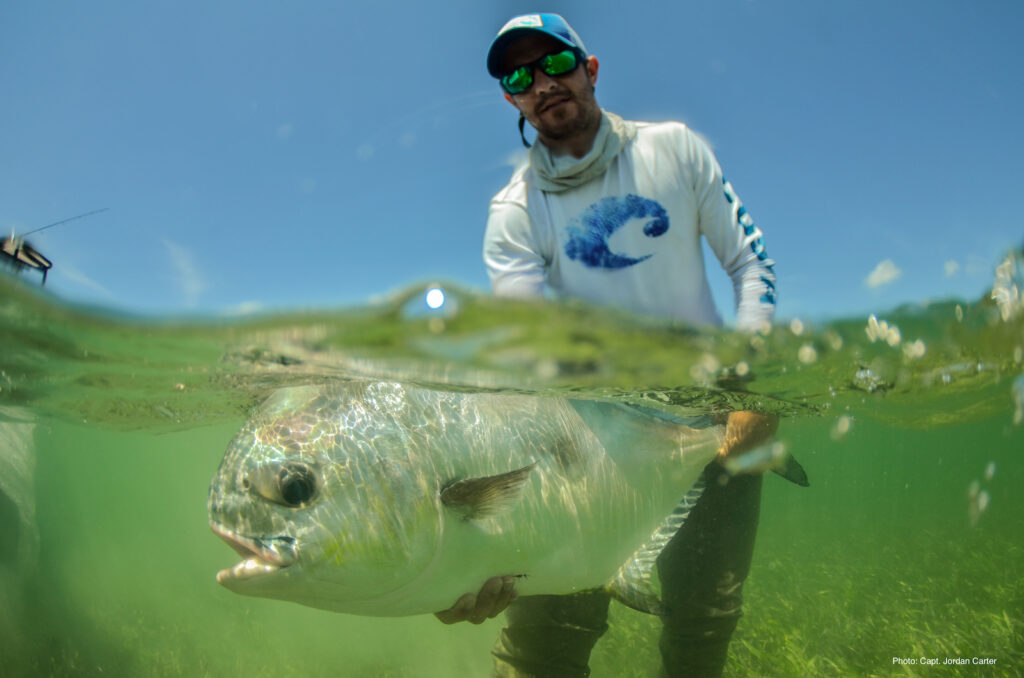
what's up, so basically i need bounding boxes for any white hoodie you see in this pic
[484,120,776,330]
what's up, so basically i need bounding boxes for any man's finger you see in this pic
[469,576,507,624]
[434,592,477,625]
[488,575,518,619]
[433,575,518,625]
[719,411,779,459]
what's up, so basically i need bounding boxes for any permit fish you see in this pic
[207,380,727,617]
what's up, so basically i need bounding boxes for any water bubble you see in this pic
[865,315,901,346]
[797,344,818,364]
[734,361,750,377]
[831,415,852,440]
[825,331,843,351]
[969,487,990,527]
[955,305,964,322]
[535,359,559,380]
[985,462,996,481]
[853,367,890,393]
[902,339,926,360]
[689,353,721,385]
[967,480,990,527]
[865,315,880,341]
[790,318,805,336]
[991,249,1023,322]
[722,441,788,476]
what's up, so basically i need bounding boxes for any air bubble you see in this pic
[831,415,852,440]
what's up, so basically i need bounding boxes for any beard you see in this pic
[527,81,601,143]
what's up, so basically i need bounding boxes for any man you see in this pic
[436,13,779,677]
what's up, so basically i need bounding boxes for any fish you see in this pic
[207,380,727,617]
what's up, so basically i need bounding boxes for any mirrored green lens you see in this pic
[541,50,579,76]
[502,67,533,95]
[501,49,580,95]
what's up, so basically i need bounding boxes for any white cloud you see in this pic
[501,149,529,170]
[162,238,205,307]
[944,260,960,277]
[398,131,417,148]
[57,264,112,298]
[357,144,375,161]
[221,301,263,316]
[865,259,902,288]
[277,123,293,140]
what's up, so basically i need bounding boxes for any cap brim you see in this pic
[487,28,577,78]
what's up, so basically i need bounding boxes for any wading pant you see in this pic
[491,465,763,678]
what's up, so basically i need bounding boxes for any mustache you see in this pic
[535,89,574,113]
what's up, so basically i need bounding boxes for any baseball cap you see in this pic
[486,13,588,78]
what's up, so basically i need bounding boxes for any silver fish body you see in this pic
[207,380,723,617]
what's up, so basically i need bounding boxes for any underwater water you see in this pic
[1,257,1022,677]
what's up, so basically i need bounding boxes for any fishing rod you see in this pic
[3,207,109,285]
[18,207,110,238]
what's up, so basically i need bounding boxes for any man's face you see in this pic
[501,34,601,145]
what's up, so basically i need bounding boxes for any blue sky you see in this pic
[2,1,1021,323]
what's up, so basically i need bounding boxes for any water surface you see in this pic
[1,264,1021,676]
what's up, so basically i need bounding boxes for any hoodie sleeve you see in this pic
[483,198,548,299]
[683,128,776,331]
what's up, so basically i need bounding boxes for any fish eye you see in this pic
[276,462,318,508]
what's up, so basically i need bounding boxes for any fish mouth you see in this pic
[211,522,298,584]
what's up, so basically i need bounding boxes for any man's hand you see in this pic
[718,411,779,462]
[434,575,518,625]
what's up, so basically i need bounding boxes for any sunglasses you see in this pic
[500,48,584,95]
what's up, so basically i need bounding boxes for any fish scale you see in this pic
[208,379,725,617]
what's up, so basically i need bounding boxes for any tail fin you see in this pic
[772,454,809,487]
[606,478,706,615]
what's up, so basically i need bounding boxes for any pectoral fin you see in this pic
[441,464,535,520]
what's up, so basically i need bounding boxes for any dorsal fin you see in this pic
[607,478,707,615]
[440,464,535,520]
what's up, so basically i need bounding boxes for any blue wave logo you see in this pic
[563,195,669,269]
